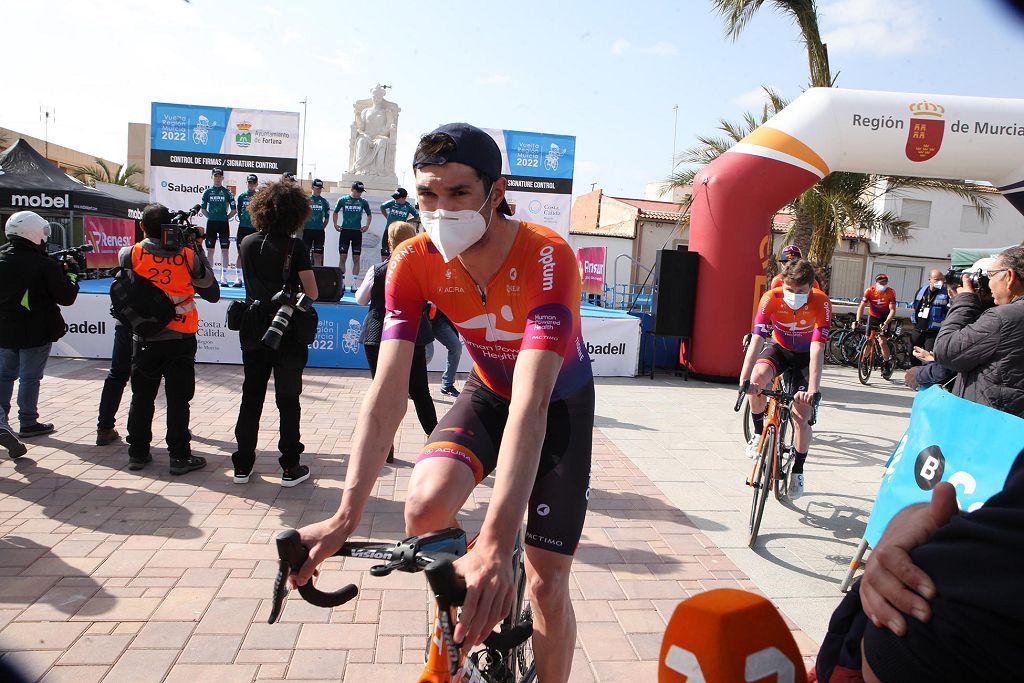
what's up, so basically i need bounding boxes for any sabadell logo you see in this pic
[161,181,211,193]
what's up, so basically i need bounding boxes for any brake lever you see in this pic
[268,529,359,624]
[734,381,750,412]
[809,392,822,427]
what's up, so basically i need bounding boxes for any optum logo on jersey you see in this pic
[11,193,69,209]
[538,245,556,291]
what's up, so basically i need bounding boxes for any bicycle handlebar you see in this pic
[269,530,359,623]
[734,383,822,426]
[734,381,750,412]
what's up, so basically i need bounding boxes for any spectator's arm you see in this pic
[190,248,220,302]
[933,293,998,372]
[44,259,79,306]
[298,269,318,301]
[915,361,954,388]
[354,267,374,305]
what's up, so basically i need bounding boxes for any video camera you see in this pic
[944,266,989,290]
[48,243,92,274]
[260,288,313,350]
[161,205,204,250]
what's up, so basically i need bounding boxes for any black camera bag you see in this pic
[108,266,175,337]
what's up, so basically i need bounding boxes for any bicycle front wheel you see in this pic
[742,398,753,443]
[839,331,861,365]
[748,424,775,548]
[774,421,794,502]
[857,340,874,385]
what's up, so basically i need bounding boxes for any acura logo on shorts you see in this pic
[536,503,550,516]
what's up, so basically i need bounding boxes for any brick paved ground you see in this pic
[0,359,815,681]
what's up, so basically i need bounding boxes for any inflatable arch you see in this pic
[687,88,1024,379]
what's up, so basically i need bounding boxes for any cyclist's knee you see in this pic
[404,491,451,535]
[526,560,572,609]
[750,365,772,388]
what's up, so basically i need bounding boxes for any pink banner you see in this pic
[84,216,136,269]
[576,246,606,296]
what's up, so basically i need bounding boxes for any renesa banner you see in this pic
[149,102,299,213]
[84,216,135,269]
[483,128,575,238]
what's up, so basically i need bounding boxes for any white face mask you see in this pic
[876,283,888,292]
[783,291,809,310]
[930,281,942,290]
[420,192,494,263]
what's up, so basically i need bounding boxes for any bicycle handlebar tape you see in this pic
[273,530,359,614]
[424,558,467,606]
[658,589,802,683]
[734,382,750,412]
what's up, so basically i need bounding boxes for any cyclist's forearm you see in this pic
[740,336,764,381]
[808,342,824,393]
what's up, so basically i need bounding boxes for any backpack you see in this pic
[108,266,176,336]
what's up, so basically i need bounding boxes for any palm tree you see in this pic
[70,158,148,193]
[674,0,994,289]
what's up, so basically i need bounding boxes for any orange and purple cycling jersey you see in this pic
[862,285,896,319]
[752,287,832,352]
[382,220,592,401]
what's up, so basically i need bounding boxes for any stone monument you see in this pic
[341,84,400,193]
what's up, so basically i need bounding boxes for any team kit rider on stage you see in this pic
[333,180,373,293]
[200,167,237,286]
[379,186,420,260]
[303,179,331,267]
[232,174,259,287]
[740,259,830,500]
[292,123,594,683]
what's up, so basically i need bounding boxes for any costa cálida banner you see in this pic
[482,128,575,238]
[149,102,299,220]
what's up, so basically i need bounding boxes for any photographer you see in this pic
[933,247,1024,416]
[232,180,318,487]
[121,204,219,474]
[0,211,79,456]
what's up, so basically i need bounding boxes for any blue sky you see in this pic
[5,0,1024,199]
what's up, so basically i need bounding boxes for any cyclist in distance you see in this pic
[291,123,594,683]
[740,259,830,499]
[856,273,897,366]
[769,245,820,290]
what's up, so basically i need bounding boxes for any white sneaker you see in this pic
[788,472,805,500]
[745,434,760,459]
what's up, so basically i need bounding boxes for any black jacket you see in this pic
[359,261,433,346]
[0,238,79,349]
[934,292,1024,417]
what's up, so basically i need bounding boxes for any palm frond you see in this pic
[882,176,994,222]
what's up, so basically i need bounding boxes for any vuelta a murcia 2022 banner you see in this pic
[483,128,575,239]
[149,102,299,217]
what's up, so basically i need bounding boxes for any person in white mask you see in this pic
[740,259,830,499]
[289,123,595,682]
[856,273,897,368]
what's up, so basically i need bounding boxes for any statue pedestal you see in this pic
[341,172,398,199]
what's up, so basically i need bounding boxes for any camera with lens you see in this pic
[48,243,93,275]
[944,267,989,290]
[261,288,313,350]
[161,204,204,250]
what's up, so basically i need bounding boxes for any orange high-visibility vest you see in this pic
[130,243,198,334]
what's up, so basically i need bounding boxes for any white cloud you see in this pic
[644,41,678,57]
[733,87,770,109]
[315,49,358,71]
[820,0,927,57]
[477,74,512,86]
[611,38,631,56]
[282,30,301,45]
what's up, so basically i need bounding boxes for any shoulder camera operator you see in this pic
[232,180,318,488]
[121,203,220,474]
[0,211,80,456]
[933,246,1024,416]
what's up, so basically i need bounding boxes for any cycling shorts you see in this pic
[417,372,594,556]
[236,226,256,246]
[204,220,230,249]
[303,229,325,254]
[866,315,889,333]
[755,342,810,392]
[338,229,362,255]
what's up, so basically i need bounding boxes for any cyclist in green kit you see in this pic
[378,186,419,261]
[332,180,372,294]
[232,174,258,287]
[201,167,236,285]
[303,179,331,267]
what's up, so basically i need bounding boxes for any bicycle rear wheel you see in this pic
[748,424,775,548]
[857,339,874,385]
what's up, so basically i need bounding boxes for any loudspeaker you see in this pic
[653,249,698,337]
[312,266,342,302]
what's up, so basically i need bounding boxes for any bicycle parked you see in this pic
[734,376,820,547]
[856,320,908,385]
[270,527,536,683]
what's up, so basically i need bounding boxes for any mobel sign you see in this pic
[10,192,70,209]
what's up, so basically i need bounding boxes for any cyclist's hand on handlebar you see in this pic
[452,542,514,650]
[289,518,351,589]
[861,482,957,637]
[794,390,815,406]
[743,381,761,396]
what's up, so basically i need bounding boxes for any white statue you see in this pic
[348,85,399,179]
